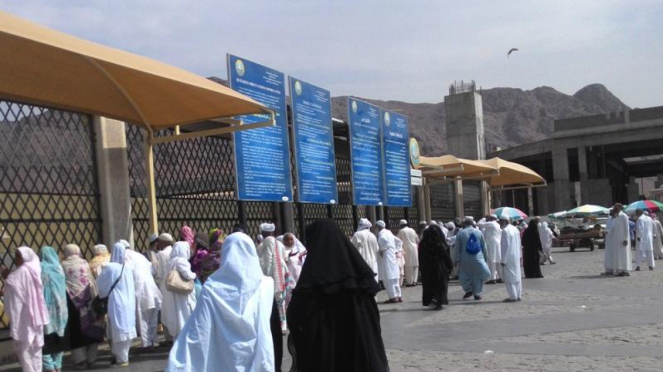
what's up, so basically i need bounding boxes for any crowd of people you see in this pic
[602,203,663,276]
[7,205,656,372]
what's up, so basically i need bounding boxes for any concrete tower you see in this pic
[444,81,486,160]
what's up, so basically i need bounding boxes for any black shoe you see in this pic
[503,298,517,303]
[463,291,474,299]
[485,280,496,285]
[496,279,504,283]
[649,266,654,271]
[635,266,641,271]
[474,295,482,301]
[617,272,630,277]
[517,298,522,301]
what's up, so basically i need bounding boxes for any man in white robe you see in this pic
[477,215,503,284]
[397,220,420,286]
[499,216,522,302]
[155,233,174,341]
[167,233,275,372]
[124,241,162,349]
[538,222,556,265]
[635,209,655,271]
[611,203,632,276]
[376,221,402,303]
[97,243,137,367]
[351,218,380,283]
[602,209,616,275]
[653,214,663,260]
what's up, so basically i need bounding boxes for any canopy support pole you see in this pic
[144,130,159,235]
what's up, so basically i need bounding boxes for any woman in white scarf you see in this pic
[167,232,274,372]
[161,241,197,339]
[97,242,137,367]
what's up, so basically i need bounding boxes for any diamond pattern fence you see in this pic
[463,181,483,219]
[430,183,456,223]
[0,100,101,331]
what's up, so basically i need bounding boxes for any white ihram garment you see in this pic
[161,242,197,338]
[478,219,503,281]
[604,217,615,273]
[612,212,632,273]
[500,224,522,300]
[653,219,663,259]
[378,230,402,299]
[351,229,379,282]
[636,215,655,268]
[397,227,420,285]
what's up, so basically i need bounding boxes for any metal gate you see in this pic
[430,183,456,223]
[463,181,483,218]
[1,100,102,330]
[126,126,278,252]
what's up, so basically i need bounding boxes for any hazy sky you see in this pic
[4,1,663,107]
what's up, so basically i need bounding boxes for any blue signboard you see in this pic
[348,98,384,206]
[289,77,338,204]
[227,54,293,202]
[381,110,412,206]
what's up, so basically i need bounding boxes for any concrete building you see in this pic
[491,106,663,214]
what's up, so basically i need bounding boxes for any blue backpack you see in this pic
[466,233,481,255]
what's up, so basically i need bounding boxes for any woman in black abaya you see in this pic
[287,219,389,372]
[522,219,544,278]
[419,225,454,310]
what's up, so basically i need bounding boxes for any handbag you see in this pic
[92,263,124,315]
[166,268,194,295]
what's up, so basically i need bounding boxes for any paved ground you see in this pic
[2,246,663,371]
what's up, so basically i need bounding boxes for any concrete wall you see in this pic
[444,91,486,160]
[580,179,612,206]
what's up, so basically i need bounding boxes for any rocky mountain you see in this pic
[208,76,629,156]
[331,84,629,156]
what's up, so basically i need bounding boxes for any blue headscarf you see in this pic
[111,242,126,264]
[39,246,68,337]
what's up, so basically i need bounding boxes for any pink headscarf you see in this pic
[181,226,195,250]
[5,247,50,342]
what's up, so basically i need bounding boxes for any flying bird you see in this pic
[507,48,519,58]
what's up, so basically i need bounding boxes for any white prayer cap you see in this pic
[399,219,408,225]
[490,214,498,219]
[464,216,474,223]
[429,220,437,225]
[445,221,456,229]
[499,215,511,222]
[260,223,276,232]
[158,233,174,242]
[644,211,650,216]
[148,233,159,244]
[93,244,108,255]
[419,221,427,225]
[358,218,372,230]
[119,239,131,248]
[376,220,386,228]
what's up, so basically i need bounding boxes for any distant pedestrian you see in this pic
[376,220,402,303]
[419,225,453,310]
[39,247,68,372]
[611,203,632,276]
[499,216,522,302]
[635,209,655,271]
[653,214,663,259]
[539,222,555,265]
[477,215,503,284]
[351,218,380,283]
[522,219,544,278]
[397,220,420,286]
[453,217,491,300]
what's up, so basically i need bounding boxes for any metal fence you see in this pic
[0,100,102,330]
[430,183,456,223]
[463,181,483,218]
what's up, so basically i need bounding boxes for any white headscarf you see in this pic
[358,218,372,231]
[167,232,275,371]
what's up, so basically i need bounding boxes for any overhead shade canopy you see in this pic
[0,10,272,133]
[420,155,497,179]
[480,157,546,188]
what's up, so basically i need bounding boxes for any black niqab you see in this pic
[287,219,389,372]
[522,221,544,278]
